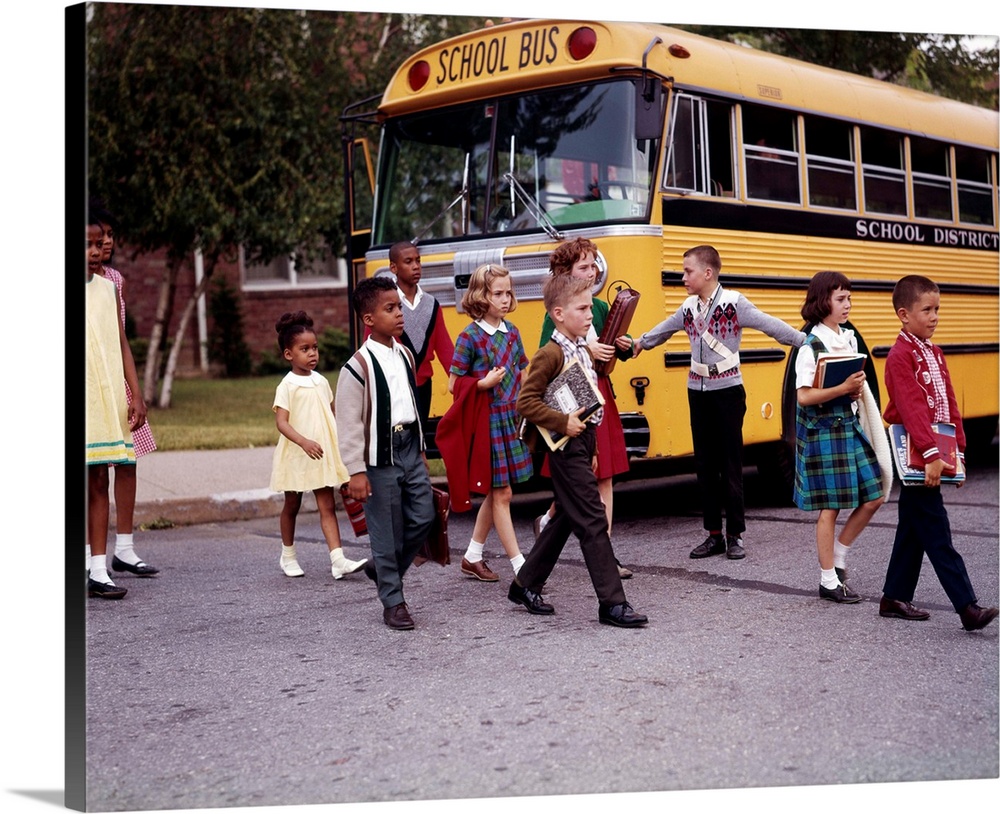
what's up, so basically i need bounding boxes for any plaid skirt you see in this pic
[793,404,883,511]
[489,401,533,488]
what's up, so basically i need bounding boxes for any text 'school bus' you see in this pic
[341,19,999,487]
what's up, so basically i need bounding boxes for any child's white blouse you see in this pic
[794,321,859,392]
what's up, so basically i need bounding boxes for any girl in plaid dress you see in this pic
[92,204,160,578]
[448,264,533,581]
[793,271,885,604]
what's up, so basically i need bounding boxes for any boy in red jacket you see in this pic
[880,275,997,631]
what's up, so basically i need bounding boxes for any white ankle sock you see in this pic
[90,556,113,584]
[281,544,298,561]
[465,540,484,563]
[510,554,525,574]
[114,533,142,565]
[330,547,345,563]
[820,568,840,589]
[833,541,850,570]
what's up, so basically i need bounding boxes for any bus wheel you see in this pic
[754,440,795,505]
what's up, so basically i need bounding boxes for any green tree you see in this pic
[674,25,998,109]
[87,4,485,405]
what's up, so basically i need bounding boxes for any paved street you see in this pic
[84,458,999,812]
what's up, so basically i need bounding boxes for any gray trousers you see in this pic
[365,427,435,609]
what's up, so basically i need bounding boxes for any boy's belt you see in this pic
[392,422,414,433]
[691,353,740,377]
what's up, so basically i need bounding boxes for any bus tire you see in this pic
[755,440,795,505]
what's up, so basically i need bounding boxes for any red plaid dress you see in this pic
[103,267,157,458]
[450,320,533,488]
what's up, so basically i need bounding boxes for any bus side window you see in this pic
[664,95,735,197]
[955,145,996,226]
[743,104,800,204]
[804,114,857,210]
[860,126,907,217]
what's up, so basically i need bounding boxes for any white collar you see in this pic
[398,284,423,310]
[698,283,721,308]
[475,318,508,336]
[813,321,855,350]
[364,336,405,361]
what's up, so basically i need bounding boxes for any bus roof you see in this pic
[380,19,998,149]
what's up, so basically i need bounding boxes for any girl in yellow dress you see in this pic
[269,311,367,580]
[86,218,147,599]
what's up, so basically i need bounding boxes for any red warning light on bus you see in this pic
[567,27,597,61]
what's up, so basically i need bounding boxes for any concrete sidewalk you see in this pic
[110,446,447,528]
[109,447,291,527]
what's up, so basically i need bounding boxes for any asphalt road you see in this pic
[83,456,999,812]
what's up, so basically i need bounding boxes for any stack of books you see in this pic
[887,422,965,485]
[538,359,604,451]
[812,352,867,407]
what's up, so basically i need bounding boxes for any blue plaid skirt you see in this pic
[489,401,533,488]
[793,403,883,511]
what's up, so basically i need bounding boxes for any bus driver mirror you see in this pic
[634,78,662,141]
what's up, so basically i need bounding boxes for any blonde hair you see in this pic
[543,273,591,312]
[461,263,517,320]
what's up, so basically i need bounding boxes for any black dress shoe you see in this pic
[111,556,159,576]
[88,579,127,599]
[819,583,861,604]
[835,566,847,585]
[383,602,414,630]
[690,535,726,559]
[725,536,745,560]
[960,602,999,631]
[507,581,554,615]
[879,595,929,621]
[598,601,648,627]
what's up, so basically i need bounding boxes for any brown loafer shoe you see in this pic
[878,596,930,621]
[960,602,999,632]
[461,557,499,582]
[383,602,414,630]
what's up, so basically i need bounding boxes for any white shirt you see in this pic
[364,337,417,426]
[795,322,859,412]
[398,284,424,311]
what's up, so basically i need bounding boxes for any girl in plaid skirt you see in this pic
[448,264,533,581]
[793,271,885,604]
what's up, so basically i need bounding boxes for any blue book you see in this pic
[813,353,866,407]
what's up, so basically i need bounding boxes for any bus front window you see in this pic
[373,80,658,243]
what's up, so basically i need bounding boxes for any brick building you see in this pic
[114,244,351,377]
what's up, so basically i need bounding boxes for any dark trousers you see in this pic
[517,426,626,608]
[365,427,435,609]
[688,385,747,537]
[882,485,976,612]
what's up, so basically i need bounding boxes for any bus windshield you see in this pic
[373,79,659,244]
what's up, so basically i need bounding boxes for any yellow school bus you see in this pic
[342,19,999,487]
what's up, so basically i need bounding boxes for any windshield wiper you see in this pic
[503,171,563,241]
[412,153,470,244]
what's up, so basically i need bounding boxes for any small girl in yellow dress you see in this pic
[269,311,367,580]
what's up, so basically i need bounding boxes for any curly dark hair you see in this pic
[274,310,315,352]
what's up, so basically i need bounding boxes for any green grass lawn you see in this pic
[147,374,289,451]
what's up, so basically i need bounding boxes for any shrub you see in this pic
[319,326,351,371]
[207,278,253,377]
